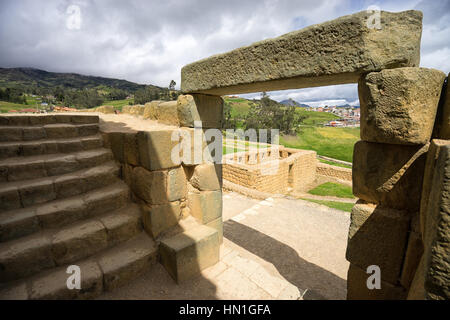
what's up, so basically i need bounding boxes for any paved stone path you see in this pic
[99,191,350,300]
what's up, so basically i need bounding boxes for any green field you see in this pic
[318,159,352,169]
[301,198,354,212]
[280,126,360,162]
[308,182,354,199]
[225,97,340,126]
[103,99,134,111]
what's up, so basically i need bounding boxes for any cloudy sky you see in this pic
[0,0,449,106]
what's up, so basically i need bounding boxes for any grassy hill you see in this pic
[280,126,360,162]
[0,67,162,92]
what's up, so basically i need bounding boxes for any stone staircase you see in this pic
[0,114,158,299]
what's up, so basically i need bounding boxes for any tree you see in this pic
[169,80,176,91]
[243,96,306,143]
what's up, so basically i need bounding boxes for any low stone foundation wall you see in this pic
[316,162,352,182]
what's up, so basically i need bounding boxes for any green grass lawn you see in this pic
[319,159,352,169]
[301,198,354,212]
[308,182,355,199]
[296,109,340,125]
[280,126,360,162]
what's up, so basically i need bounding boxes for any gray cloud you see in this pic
[0,0,448,105]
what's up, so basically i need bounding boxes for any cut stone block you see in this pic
[400,230,423,290]
[167,166,187,201]
[22,127,46,141]
[157,101,179,126]
[188,190,222,224]
[0,233,54,282]
[0,207,39,242]
[177,94,223,128]
[0,185,22,212]
[181,10,422,95]
[420,139,450,242]
[160,224,219,283]
[97,232,158,291]
[437,73,450,139]
[190,162,221,191]
[19,178,56,207]
[30,261,103,300]
[420,142,450,299]
[142,101,161,120]
[108,132,124,163]
[99,204,142,245]
[51,220,108,265]
[205,216,223,244]
[353,141,426,210]
[123,132,139,166]
[407,255,426,300]
[36,197,88,229]
[346,201,410,284]
[132,166,171,205]
[347,264,407,300]
[7,160,47,182]
[0,282,28,300]
[137,130,181,170]
[359,67,446,145]
[141,201,181,238]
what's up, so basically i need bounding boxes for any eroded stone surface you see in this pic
[359,67,446,144]
[181,10,422,95]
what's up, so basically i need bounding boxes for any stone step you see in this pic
[0,134,104,160]
[0,162,121,213]
[0,148,113,183]
[0,232,157,300]
[0,185,133,242]
[159,223,219,283]
[0,203,142,283]
[0,114,99,127]
[0,123,99,143]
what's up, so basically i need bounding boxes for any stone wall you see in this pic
[347,68,448,300]
[96,94,224,282]
[223,147,316,193]
[316,162,352,182]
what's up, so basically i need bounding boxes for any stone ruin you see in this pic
[0,9,449,300]
[222,147,317,194]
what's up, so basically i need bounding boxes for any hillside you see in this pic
[0,67,162,92]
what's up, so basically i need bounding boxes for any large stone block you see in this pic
[437,74,449,139]
[137,130,181,170]
[157,101,179,126]
[141,201,181,238]
[108,131,125,163]
[123,132,139,166]
[187,190,222,224]
[167,166,187,201]
[347,264,407,300]
[346,201,410,284]
[132,166,165,204]
[160,224,219,282]
[142,101,161,120]
[400,230,423,290]
[420,142,450,299]
[181,10,422,95]
[190,162,221,191]
[353,141,426,210]
[359,68,446,144]
[177,94,223,128]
